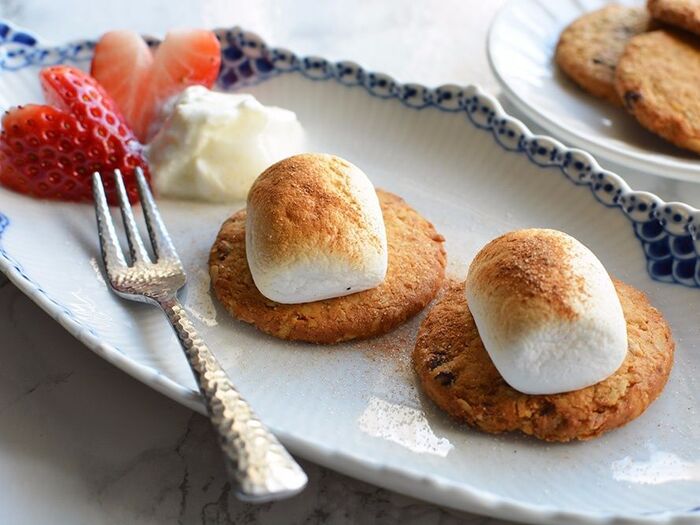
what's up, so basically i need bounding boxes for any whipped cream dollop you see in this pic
[245,153,388,304]
[466,229,628,395]
[147,86,305,202]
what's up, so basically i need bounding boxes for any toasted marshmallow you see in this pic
[466,229,627,395]
[245,153,388,304]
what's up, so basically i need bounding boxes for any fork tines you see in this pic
[92,168,179,273]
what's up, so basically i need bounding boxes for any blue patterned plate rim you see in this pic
[1,20,695,288]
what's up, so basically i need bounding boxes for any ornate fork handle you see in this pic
[160,297,307,501]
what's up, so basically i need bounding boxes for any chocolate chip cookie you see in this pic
[413,279,674,442]
[556,5,652,105]
[615,29,700,153]
[648,0,700,36]
[210,190,446,344]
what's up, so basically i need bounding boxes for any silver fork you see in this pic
[92,168,307,502]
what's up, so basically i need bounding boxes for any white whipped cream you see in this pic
[466,229,628,395]
[147,86,304,202]
[246,153,388,304]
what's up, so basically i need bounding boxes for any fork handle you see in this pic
[159,298,307,502]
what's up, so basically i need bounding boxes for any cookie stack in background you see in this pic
[556,1,700,154]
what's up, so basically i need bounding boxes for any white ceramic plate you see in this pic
[1,21,700,525]
[488,0,700,181]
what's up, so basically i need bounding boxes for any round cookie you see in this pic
[210,190,446,344]
[615,29,700,153]
[555,5,652,105]
[413,279,674,442]
[648,0,700,36]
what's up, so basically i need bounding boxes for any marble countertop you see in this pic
[0,1,694,524]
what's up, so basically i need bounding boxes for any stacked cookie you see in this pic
[556,1,700,154]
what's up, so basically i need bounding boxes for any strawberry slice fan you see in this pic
[0,30,221,204]
[0,66,150,204]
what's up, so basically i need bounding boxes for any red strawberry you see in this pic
[0,105,85,200]
[88,31,152,138]
[41,65,135,144]
[91,29,221,142]
[0,67,150,203]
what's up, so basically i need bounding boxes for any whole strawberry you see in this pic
[0,66,150,204]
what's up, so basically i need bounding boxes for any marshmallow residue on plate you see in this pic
[147,86,305,202]
[466,229,628,395]
[245,153,388,304]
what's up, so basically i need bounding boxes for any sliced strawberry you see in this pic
[40,65,138,149]
[0,103,148,203]
[89,31,153,142]
[91,29,221,142]
[149,29,221,100]
[0,104,88,200]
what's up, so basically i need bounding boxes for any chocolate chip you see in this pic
[623,90,642,110]
[428,352,447,370]
[592,57,615,70]
[435,371,455,386]
[539,401,556,416]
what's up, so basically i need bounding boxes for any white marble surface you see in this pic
[2,1,698,524]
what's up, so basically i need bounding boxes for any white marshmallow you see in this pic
[245,153,388,304]
[466,229,627,395]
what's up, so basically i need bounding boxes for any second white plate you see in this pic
[488,0,700,181]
